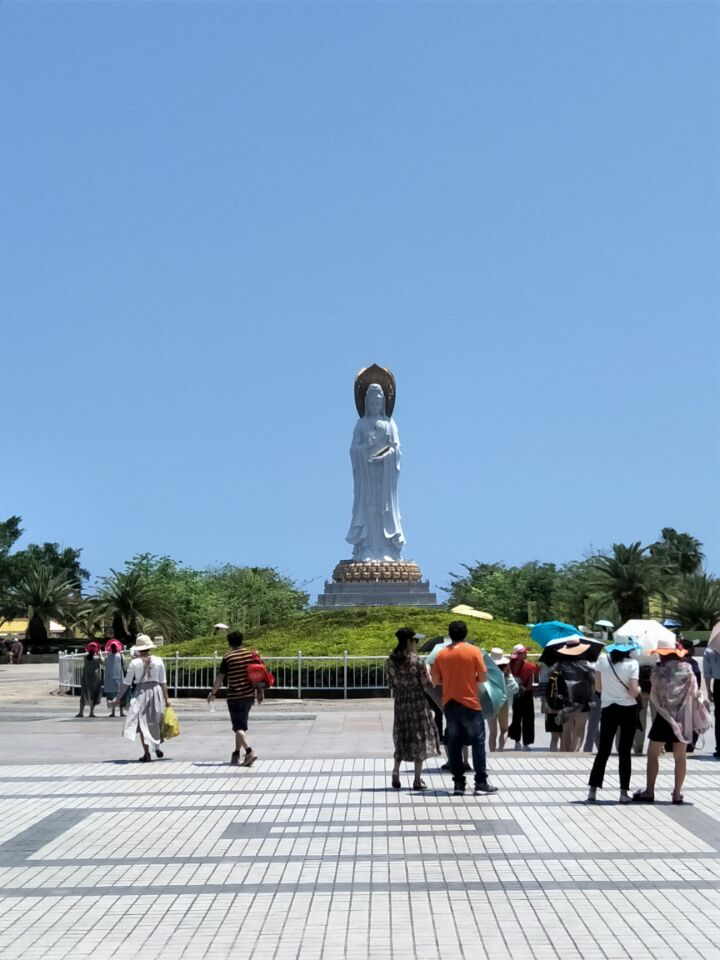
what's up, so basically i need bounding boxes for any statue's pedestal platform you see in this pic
[316,560,438,607]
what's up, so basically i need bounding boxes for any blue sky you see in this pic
[2,2,718,601]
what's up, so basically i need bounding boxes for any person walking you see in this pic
[112,635,170,762]
[508,645,537,750]
[386,627,440,789]
[103,641,126,718]
[487,649,518,752]
[431,620,498,797]
[587,641,640,803]
[76,642,103,718]
[702,637,720,759]
[208,631,262,767]
[633,645,711,804]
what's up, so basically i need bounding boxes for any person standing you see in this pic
[702,639,720,759]
[10,638,23,664]
[103,641,126,718]
[633,646,710,804]
[508,645,537,750]
[386,628,440,789]
[553,641,595,752]
[208,631,262,767]
[487,650,518,752]
[539,663,563,752]
[76,642,103,718]
[431,620,498,797]
[587,642,640,803]
[112,635,170,762]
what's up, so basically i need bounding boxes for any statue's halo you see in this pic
[354,364,396,417]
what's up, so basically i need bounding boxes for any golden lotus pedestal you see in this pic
[316,560,438,608]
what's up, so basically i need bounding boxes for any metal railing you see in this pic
[58,651,390,699]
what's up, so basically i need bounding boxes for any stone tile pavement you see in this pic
[0,685,718,958]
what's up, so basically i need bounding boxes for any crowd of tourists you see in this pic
[385,620,717,803]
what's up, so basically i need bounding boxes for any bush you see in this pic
[159,606,533,658]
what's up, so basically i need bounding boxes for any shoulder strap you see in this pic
[607,657,631,693]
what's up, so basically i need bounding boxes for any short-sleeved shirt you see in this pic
[124,655,166,685]
[703,649,720,680]
[431,642,487,711]
[594,654,639,708]
[220,648,254,700]
[424,638,451,669]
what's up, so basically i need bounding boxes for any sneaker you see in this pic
[513,741,522,751]
[155,748,164,759]
[453,785,466,797]
[618,792,631,804]
[474,782,498,795]
[242,750,257,767]
[587,787,597,803]
[230,751,240,766]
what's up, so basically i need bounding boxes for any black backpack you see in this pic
[561,661,593,710]
[546,667,569,712]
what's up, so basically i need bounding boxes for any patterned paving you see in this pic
[0,755,718,959]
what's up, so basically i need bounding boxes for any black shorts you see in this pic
[227,697,254,732]
[648,713,678,745]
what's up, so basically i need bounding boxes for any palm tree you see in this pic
[90,569,182,644]
[649,528,704,577]
[10,563,79,652]
[670,575,720,630]
[589,542,663,624]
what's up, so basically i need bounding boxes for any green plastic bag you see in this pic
[162,705,180,740]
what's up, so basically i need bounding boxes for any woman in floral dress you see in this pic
[387,627,440,790]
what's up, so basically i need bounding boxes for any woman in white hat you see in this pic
[112,635,170,762]
[487,649,518,751]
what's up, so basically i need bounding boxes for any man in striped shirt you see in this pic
[208,631,262,766]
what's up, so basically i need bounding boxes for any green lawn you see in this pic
[159,606,533,658]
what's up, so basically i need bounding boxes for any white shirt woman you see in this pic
[114,637,170,761]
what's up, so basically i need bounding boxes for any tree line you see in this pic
[0,517,308,651]
[446,528,720,631]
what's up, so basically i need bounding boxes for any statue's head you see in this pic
[365,384,385,417]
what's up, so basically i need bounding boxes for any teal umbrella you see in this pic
[530,621,582,649]
[479,652,508,718]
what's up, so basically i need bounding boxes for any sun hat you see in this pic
[133,634,156,652]
[555,640,591,658]
[84,641,100,654]
[605,640,640,655]
[653,646,687,658]
[395,627,425,644]
[510,644,529,660]
[104,639,124,653]
[490,648,505,661]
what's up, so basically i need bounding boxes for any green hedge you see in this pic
[159,606,533,658]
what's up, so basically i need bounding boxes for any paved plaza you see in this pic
[0,666,719,959]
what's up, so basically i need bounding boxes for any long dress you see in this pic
[103,652,125,701]
[387,654,440,762]
[122,656,167,746]
[80,656,102,707]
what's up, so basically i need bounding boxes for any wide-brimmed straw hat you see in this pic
[653,646,687,658]
[133,634,156,652]
[556,640,591,657]
[490,647,510,667]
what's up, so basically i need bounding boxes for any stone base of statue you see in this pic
[316,560,438,608]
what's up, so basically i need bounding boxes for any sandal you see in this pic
[155,748,164,759]
[632,790,654,803]
[412,779,427,790]
[672,792,685,805]
[138,753,151,763]
[391,774,401,790]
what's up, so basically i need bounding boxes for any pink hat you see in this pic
[84,642,100,654]
[104,639,124,653]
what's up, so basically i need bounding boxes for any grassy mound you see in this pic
[159,606,532,658]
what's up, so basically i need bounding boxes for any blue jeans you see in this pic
[444,700,487,787]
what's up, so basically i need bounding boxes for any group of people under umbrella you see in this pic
[386,616,714,803]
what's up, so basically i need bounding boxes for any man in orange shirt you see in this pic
[432,620,498,797]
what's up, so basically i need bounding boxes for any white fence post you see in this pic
[174,651,179,697]
[343,650,348,700]
[297,651,302,700]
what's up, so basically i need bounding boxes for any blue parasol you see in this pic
[530,621,583,649]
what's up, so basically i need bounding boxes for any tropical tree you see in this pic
[670,575,720,630]
[649,528,704,578]
[9,563,79,651]
[90,569,182,645]
[589,542,663,624]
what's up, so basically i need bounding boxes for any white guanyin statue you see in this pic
[345,381,405,562]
